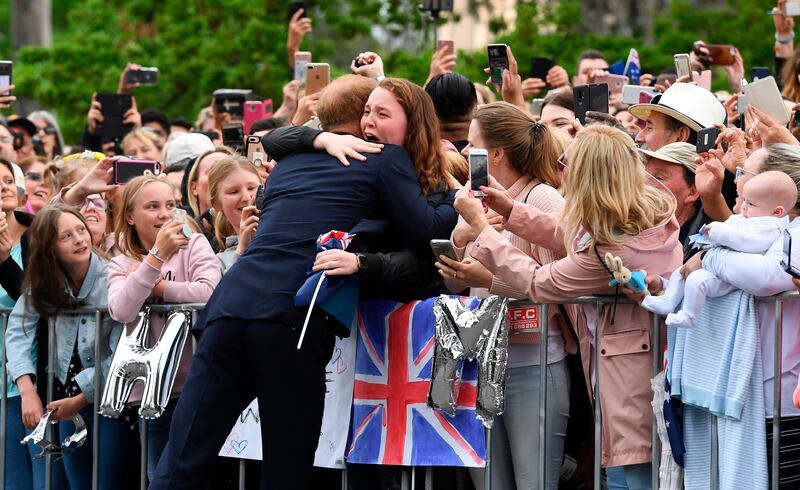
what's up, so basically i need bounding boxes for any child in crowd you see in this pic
[207,155,261,273]
[5,205,135,488]
[643,171,798,328]
[106,175,221,480]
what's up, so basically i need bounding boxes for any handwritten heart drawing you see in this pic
[230,439,249,454]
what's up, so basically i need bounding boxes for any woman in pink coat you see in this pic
[450,125,682,488]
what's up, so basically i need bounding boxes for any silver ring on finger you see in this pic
[453,271,458,279]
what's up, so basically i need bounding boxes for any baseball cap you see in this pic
[162,133,214,169]
[639,142,698,174]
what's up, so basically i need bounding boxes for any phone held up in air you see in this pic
[213,89,252,118]
[0,61,12,96]
[573,83,609,125]
[468,148,489,197]
[113,158,161,185]
[222,122,245,152]
[288,1,306,20]
[705,44,736,66]
[246,135,268,168]
[124,67,159,85]
[294,51,312,81]
[695,127,720,153]
[243,99,273,134]
[487,44,509,85]
[622,85,659,105]
[437,40,454,58]
[305,63,330,96]
[530,57,556,81]
[594,74,628,95]
[430,239,459,262]
[96,93,134,140]
[674,53,691,79]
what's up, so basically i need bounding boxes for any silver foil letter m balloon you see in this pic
[100,308,191,419]
[428,295,509,428]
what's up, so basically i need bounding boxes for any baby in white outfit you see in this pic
[643,171,798,328]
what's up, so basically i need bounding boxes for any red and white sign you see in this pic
[507,306,540,333]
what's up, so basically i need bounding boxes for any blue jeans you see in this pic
[606,463,652,490]
[470,359,571,490]
[60,405,138,489]
[5,395,68,490]
[139,398,177,482]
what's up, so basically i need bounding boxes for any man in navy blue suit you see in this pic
[150,75,458,489]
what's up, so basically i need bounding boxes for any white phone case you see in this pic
[742,76,791,126]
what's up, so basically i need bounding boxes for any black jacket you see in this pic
[0,211,33,301]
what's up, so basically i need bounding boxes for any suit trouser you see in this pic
[149,314,336,490]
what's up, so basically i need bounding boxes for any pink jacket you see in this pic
[107,233,221,404]
[470,200,682,467]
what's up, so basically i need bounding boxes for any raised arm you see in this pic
[107,257,163,325]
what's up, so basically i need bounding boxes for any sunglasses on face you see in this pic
[734,166,757,184]
[25,172,42,182]
[82,196,108,211]
[37,126,57,135]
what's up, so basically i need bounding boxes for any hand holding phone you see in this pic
[431,239,459,262]
[124,67,159,85]
[113,158,161,184]
[695,127,720,153]
[0,61,12,97]
[488,44,509,85]
[530,57,556,81]
[222,122,245,151]
[704,44,736,66]
[468,149,489,197]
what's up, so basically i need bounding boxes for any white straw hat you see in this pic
[629,83,726,131]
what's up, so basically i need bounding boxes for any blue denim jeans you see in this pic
[59,405,138,489]
[5,395,68,490]
[606,463,652,490]
[470,359,571,490]
[139,398,178,482]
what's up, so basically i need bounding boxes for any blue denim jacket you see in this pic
[5,253,122,403]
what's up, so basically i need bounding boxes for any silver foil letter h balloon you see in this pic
[99,308,191,419]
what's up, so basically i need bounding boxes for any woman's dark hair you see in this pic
[249,117,290,135]
[541,89,574,114]
[424,73,478,123]
[22,204,91,314]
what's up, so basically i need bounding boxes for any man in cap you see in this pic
[6,116,41,158]
[639,142,708,259]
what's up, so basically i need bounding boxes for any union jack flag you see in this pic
[346,298,486,467]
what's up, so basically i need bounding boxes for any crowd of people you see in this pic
[3,1,800,489]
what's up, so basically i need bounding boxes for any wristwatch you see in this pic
[149,245,165,263]
[356,253,368,271]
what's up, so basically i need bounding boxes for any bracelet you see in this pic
[149,251,165,263]
[776,32,795,44]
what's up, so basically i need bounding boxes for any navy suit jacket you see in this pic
[196,144,457,329]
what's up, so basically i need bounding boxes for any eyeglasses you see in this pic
[25,172,42,182]
[557,153,570,168]
[81,196,108,211]
[734,166,757,183]
[37,125,57,135]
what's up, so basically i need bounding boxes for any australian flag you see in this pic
[346,298,486,467]
[624,48,641,85]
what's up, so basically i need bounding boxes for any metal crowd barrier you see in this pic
[1,292,798,490]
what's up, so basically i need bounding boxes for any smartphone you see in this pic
[695,127,720,153]
[246,135,268,168]
[222,122,245,151]
[305,63,330,95]
[639,90,656,104]
[430,239,458,262]
[782,230,800,279]
[742,76,791,126]
[244,99,273,134]
[437,40,454,57]
[531,98,545,116]
[487,44,509,85]
[0,61,11,96]
[113,158,161,184]
[783,2,800,16]
[622,85,660,105]
[594,74,628,95]
[124,67,159,85]
[574,83,609,124]
[96,93,133,140]
[737,94,748,114]
[294,51,312,81]
[468,149,489,197]
[705,44,736,66]
[752,67,770,82]
[213,89,252,117]
[530,57,556,81]
[674,53,691,79]
[288,1,306,20]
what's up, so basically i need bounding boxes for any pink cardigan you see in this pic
[107,233,222,403]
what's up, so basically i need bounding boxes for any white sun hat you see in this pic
[629,82,726,131]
